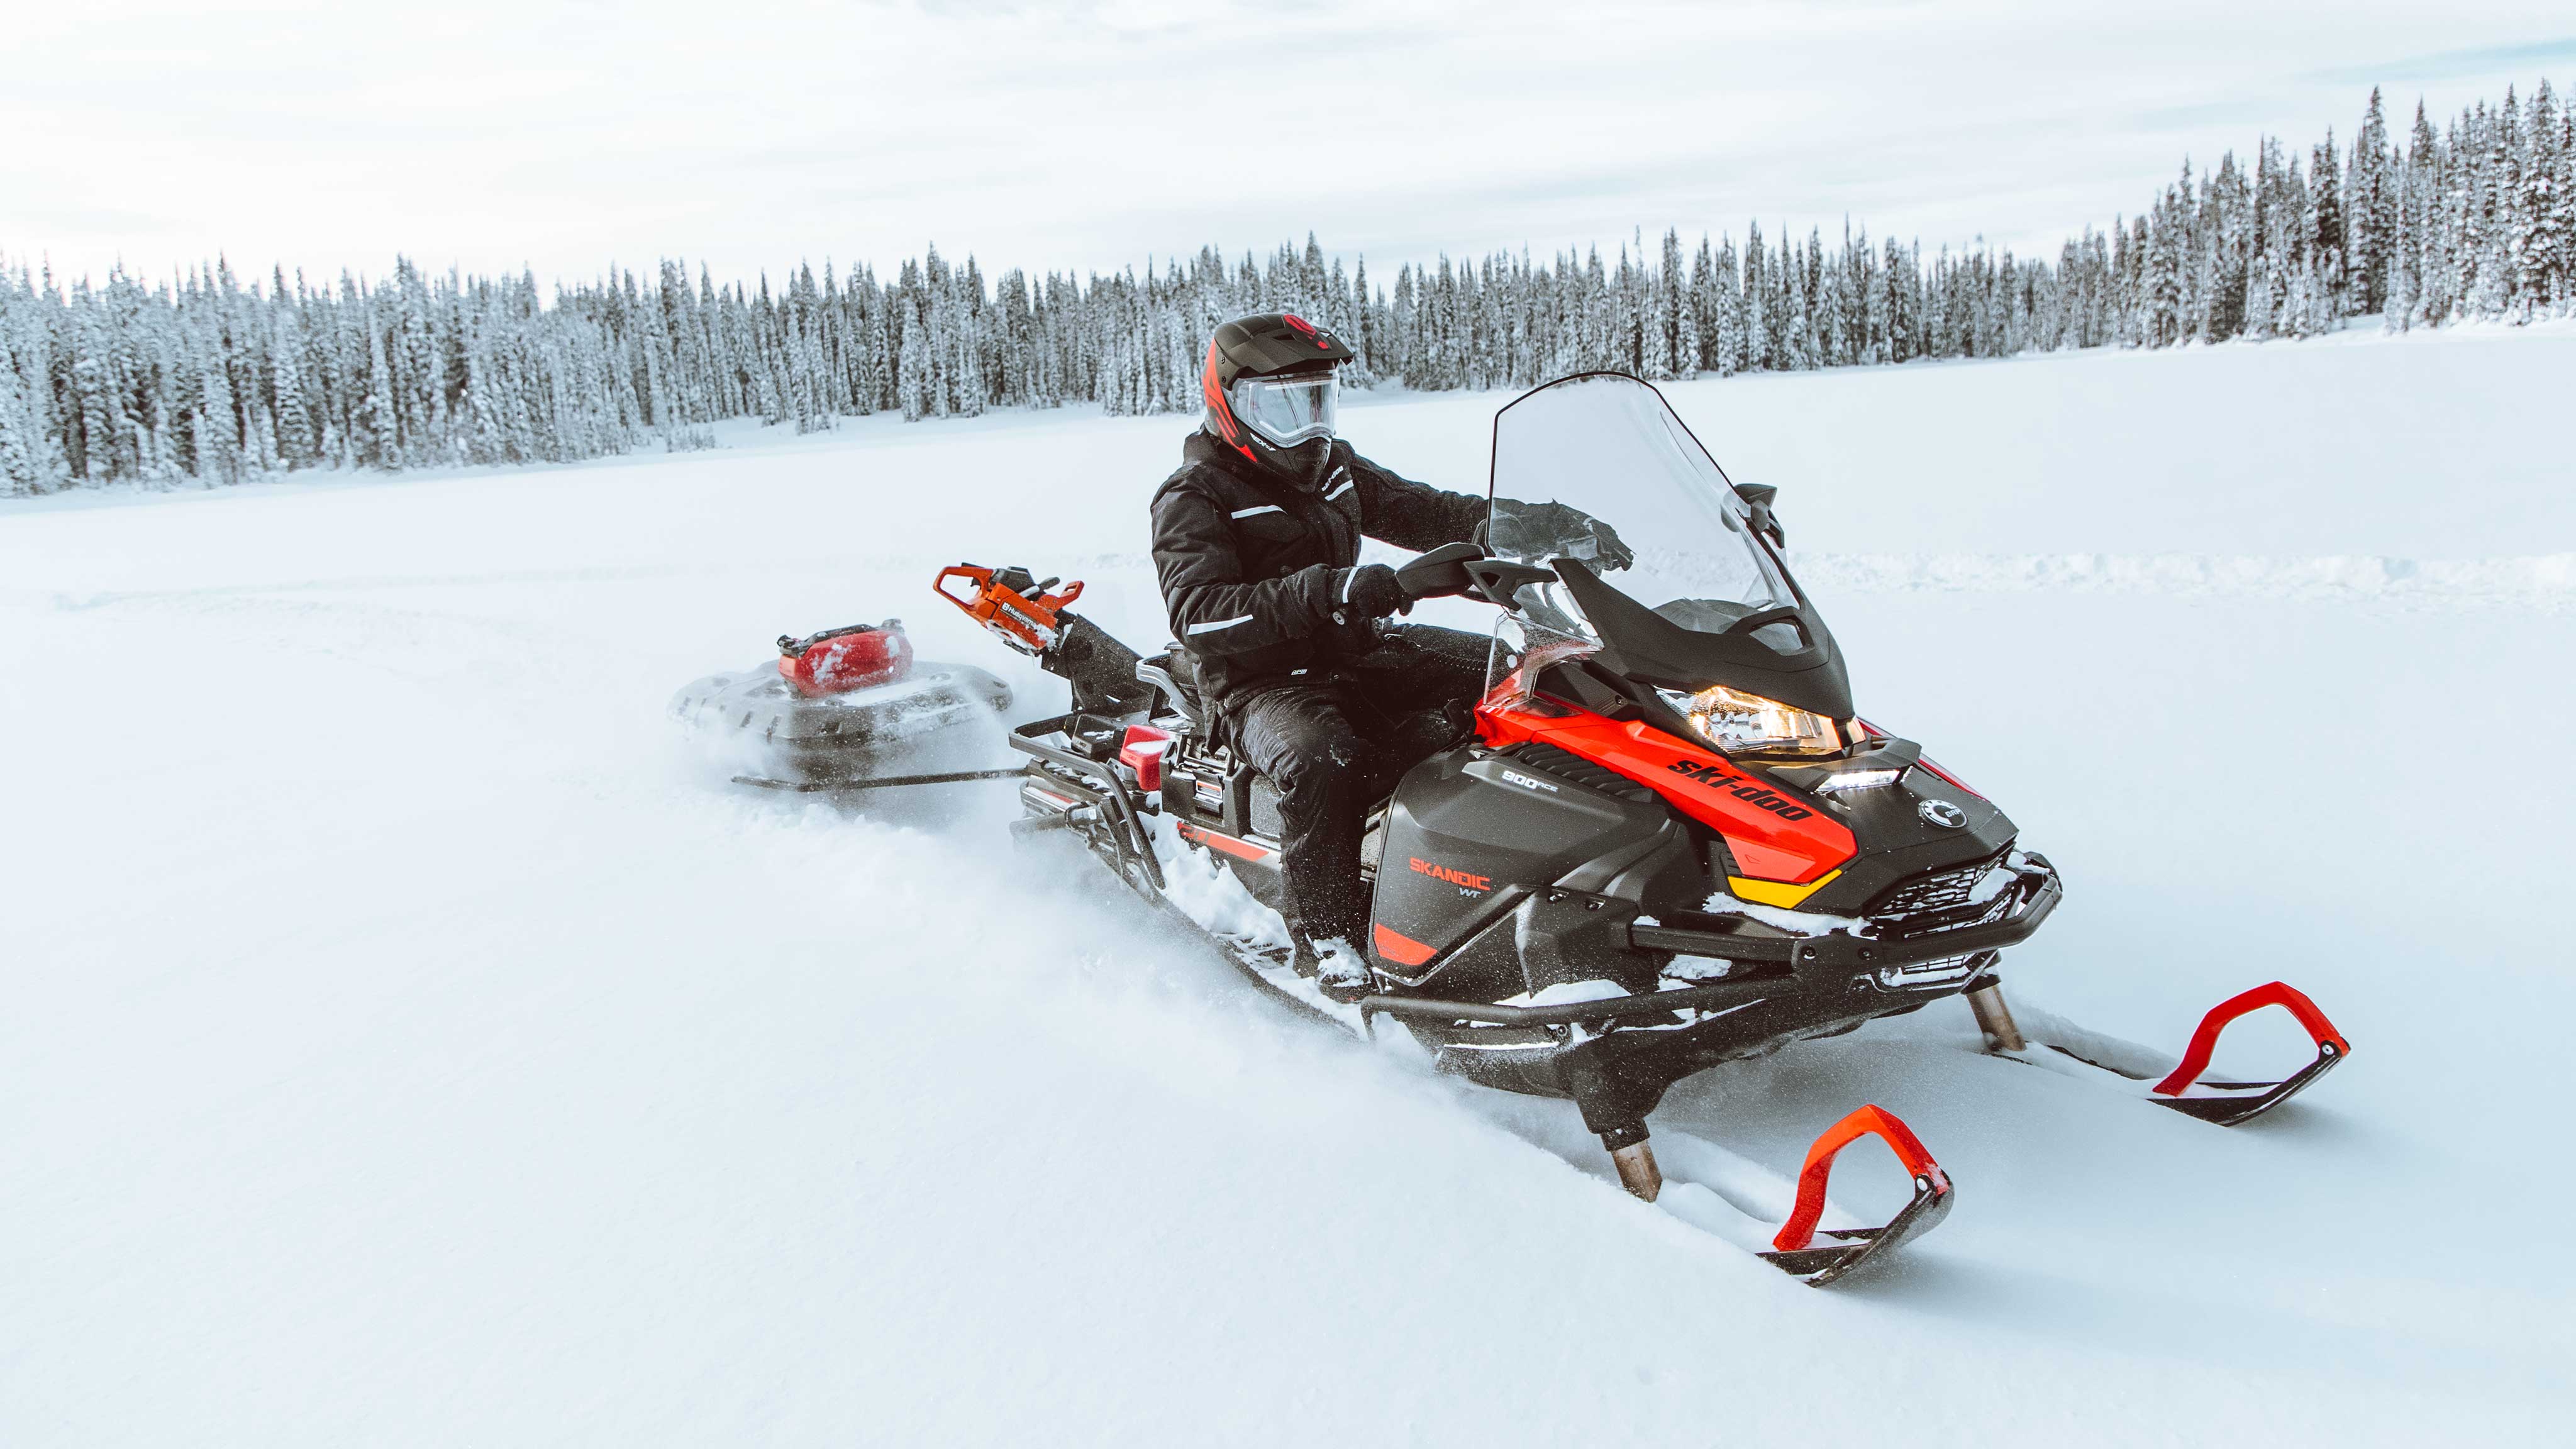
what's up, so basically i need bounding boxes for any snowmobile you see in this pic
[693,372,2352,1285]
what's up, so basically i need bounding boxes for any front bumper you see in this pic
[1356,854,2062,1133]
[1358,853,2062,1031]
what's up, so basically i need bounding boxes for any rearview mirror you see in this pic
[1736,484,1785,550]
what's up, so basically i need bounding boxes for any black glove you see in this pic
[1330,563,1409,621]
[1487,499,1635,572]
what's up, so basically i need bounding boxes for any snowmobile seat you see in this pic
[1135,650,1206,732]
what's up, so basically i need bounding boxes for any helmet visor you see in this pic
[1228,370,1338,448]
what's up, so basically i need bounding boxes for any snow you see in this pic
[1497,979,1635,1007]
[1152,821,1291,951]
[6,329,2575,1445]
[1696,892,1873,936]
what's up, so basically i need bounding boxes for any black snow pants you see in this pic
[1229,625,1494,947]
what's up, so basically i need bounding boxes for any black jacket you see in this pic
[1150,431,1487,706]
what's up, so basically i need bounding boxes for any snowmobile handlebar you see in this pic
[1394,542,1481,599]
[1394,542,1556,608]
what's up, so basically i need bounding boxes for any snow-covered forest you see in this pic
[3,80,2569,497]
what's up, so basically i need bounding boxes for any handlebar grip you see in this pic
[1396,562,1474,600]
[1395,541,1485,600]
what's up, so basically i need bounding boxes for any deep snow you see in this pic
[5,326,2573,1446]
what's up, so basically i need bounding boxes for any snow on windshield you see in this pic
[1486,374,1799,636]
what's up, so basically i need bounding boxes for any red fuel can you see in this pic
[777,620,915,697]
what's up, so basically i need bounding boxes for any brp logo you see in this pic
[1918,799,1968,830]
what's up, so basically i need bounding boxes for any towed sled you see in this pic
[686,373,2351,1284]
[670,618,1014,791]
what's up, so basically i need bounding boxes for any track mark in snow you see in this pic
[1465,1091,1886,1262]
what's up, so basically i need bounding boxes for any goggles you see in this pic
[1228,370,1338,448]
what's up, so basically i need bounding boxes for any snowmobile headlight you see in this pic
[1814,767,1902,793]
[1659,684,1848,759]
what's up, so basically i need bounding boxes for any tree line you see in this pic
[3,79,2570,497]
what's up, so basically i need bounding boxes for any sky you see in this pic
[4,1,2572,291]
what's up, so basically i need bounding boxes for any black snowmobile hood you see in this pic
[1555,558,1855,720]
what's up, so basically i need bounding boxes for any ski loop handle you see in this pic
[2151,980,2349,1097]
[1772,1104,1946,1253]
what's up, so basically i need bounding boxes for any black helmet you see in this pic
[1201,312,1353,473]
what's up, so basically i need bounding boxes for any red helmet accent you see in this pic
[1202,338,1259,463]
[1201,341,1236,443]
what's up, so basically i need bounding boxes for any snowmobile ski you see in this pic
[2064,982,2346,1126]
[1969,980,2350,1126]
[2140,981,2350,1124]
[1756,1106,1955,1285]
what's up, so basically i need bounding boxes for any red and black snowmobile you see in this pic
[696,372,2351,1285]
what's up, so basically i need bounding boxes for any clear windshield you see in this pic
[1485,374,1799,649]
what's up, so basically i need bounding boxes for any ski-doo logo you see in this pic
[1665,760,1816,821]
[1409,857,1491,893]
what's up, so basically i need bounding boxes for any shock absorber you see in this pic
[1967,983,2026,1053]
[1611,1139,1662,1202]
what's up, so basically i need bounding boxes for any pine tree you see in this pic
[2348,89,2396,313]
[0,351,70,496]
[2310,131,2348,320]
[2512,82,2560,312]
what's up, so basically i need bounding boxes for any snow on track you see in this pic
[6,328,2573,1445]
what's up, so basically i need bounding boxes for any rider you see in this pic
[1149,313,1628,1000]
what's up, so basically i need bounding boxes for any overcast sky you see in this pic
[6,1,2572,291]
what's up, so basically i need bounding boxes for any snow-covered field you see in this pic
[6,325,2573,1445]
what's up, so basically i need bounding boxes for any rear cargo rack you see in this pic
[1009,713,1165,892]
